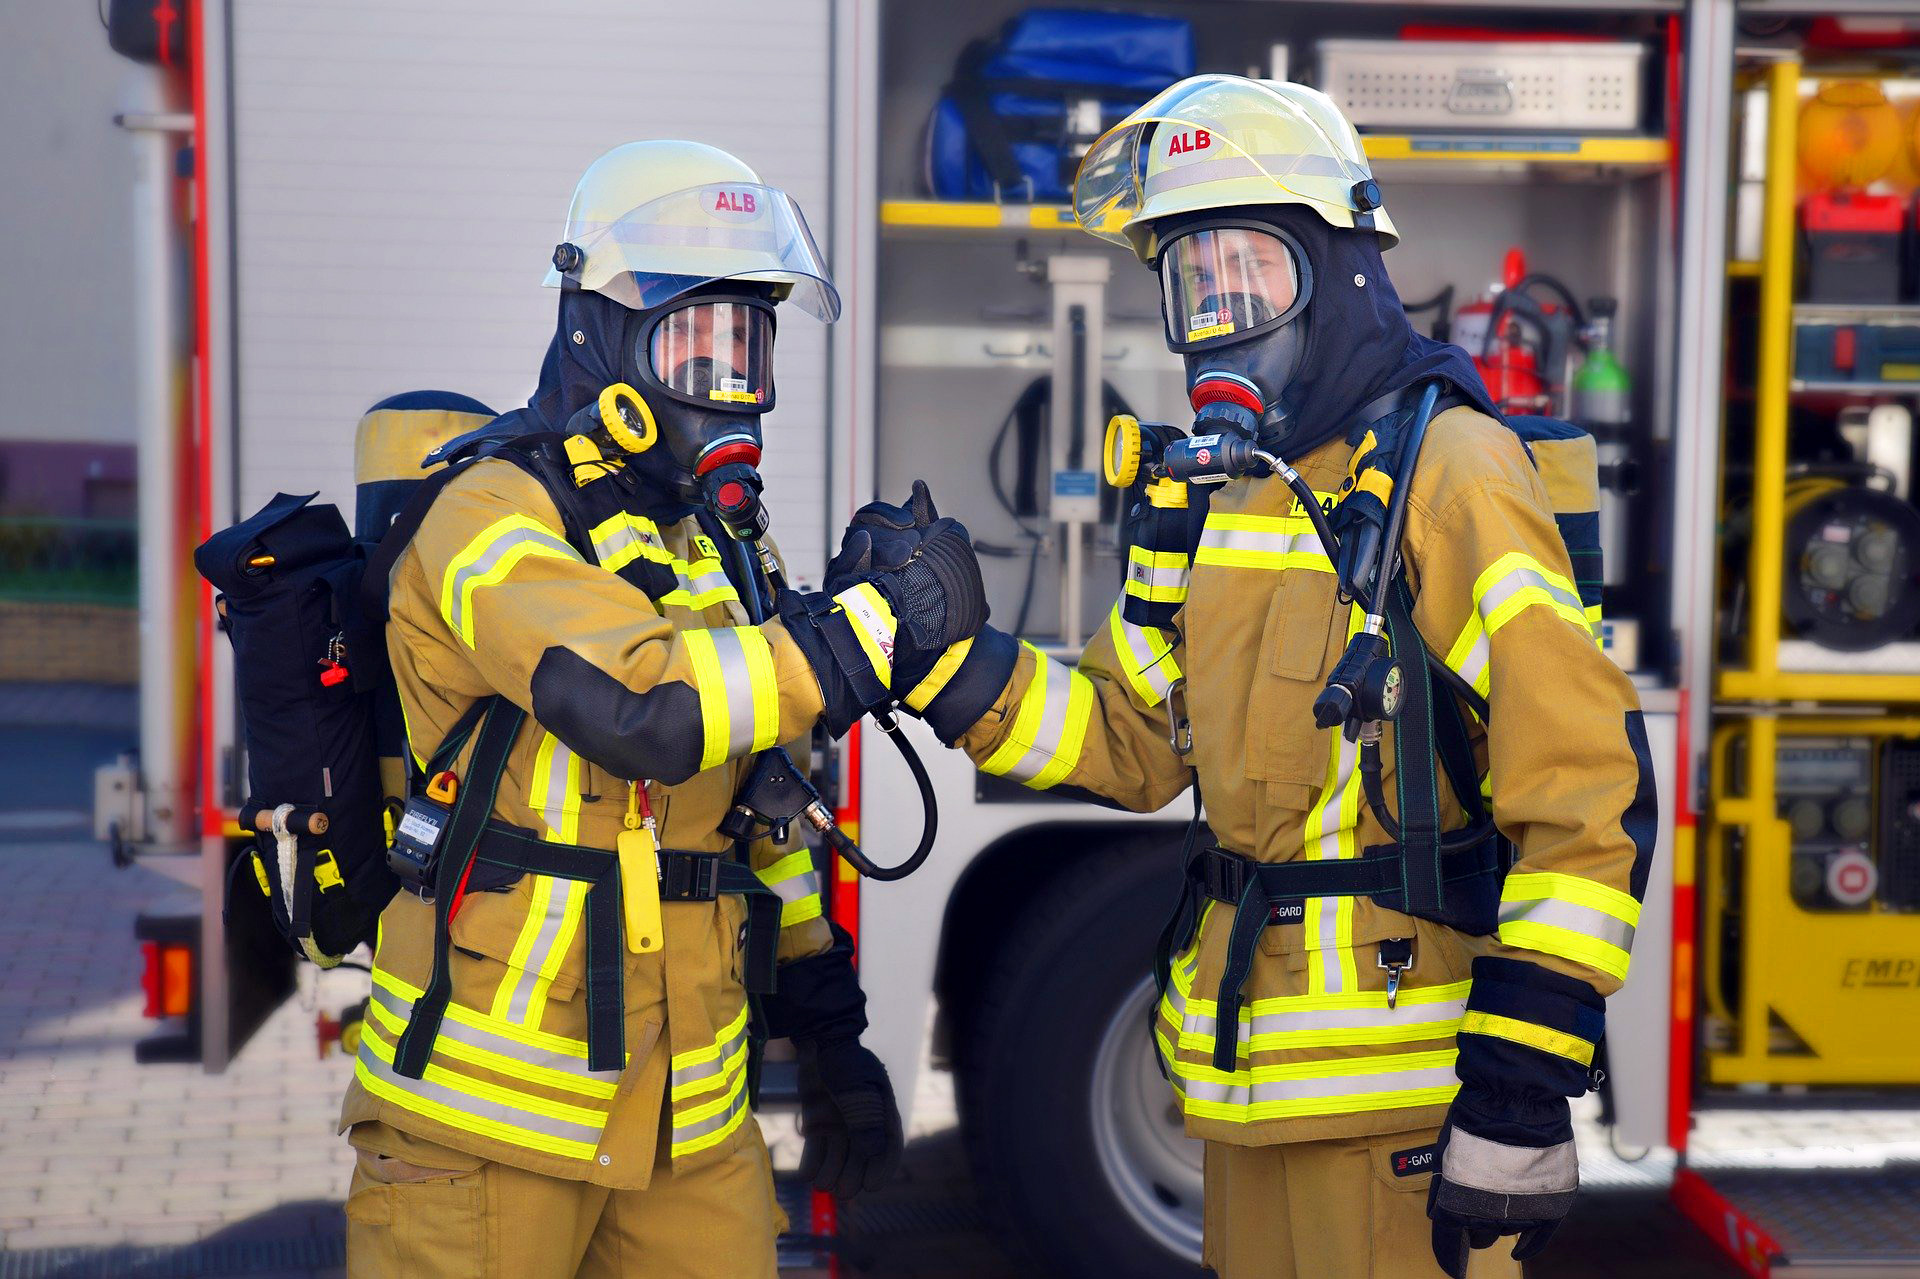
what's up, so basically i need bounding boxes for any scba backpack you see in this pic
[195,392,495,965]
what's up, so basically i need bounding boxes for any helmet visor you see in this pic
[553,183,841,322]
[1159,226,1301,349]
[1073,76,1375,252]
[649,301,775,408]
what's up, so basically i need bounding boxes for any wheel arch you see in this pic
[932,818,1185,1074]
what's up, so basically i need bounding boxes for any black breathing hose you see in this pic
[721,525,940,882]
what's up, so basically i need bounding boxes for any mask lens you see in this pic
[648,302,774,407]
[1160,227,1299,348]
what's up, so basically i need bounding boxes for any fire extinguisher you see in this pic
[1452,248,1584,416]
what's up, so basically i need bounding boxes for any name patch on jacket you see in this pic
[1391,1143,1438,1178]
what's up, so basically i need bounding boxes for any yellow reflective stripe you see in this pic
[905,638,973,712]
[1585,603,1604,645]
[360,1017,606,1129]
[979,645,1093,789]
[1305,604,1366,995]
[670,1070,751,1158]
[660,550,739,610]
[672,1004,752,1073]
[363,988,618,1100]
[779,894,824,927]
[1124,545,1190,603]
[353,1059,598,1162]
[682,627,779,771]
[1499,921,1632,982]
[438,514,581,647]
[372,966,594,1059]
[1503,871,1641,928]
[836,583,897,686]
[588,511,669,573]
[683,630,728,771]
[528,732,581,845]
[755,848,824,927]
[1499,872,1638,981]
[740,626,779,753]
[1458,1010,1596,1067]
[670,1035,750,1103]
[1444,551,1593,698]
[1108,603,1182,707]
[1166,1048,1461,1123]
[489,875,587,1028]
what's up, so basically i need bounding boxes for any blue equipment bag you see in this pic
[924,9,1193,202]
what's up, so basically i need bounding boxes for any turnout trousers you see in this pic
[1201,1127,1521,1279]
[344,1117,784,1279]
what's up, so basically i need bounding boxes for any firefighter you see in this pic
[339,141,984,1278]
[842,78,1658,1278]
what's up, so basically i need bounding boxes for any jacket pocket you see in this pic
[449,874,585,1005]
[1244,569,1345,790]
[344,1151,486,1279]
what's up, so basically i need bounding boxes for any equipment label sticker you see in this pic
[397,807,443,846]
[1186,309,1235,343]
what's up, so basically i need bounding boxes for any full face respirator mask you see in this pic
[1158,219,1314,457]
[566,286,779,538]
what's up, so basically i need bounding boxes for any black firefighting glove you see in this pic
[780,517,988,736]
[823,479,943,595]
[1428,957,1604,1278]
[761,924,903,1199]
[821,482,1014,742]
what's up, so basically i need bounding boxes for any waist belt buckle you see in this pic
[1376,937,1415,1009]
[1202,848,1245,904]
[661,852,722,902]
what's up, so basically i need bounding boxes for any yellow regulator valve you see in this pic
[598,383,658,455]
[1104,414,1143,488]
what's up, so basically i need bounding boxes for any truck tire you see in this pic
[960,831,1204,1279]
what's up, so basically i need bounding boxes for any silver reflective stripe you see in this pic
[672,1080,750,1144]
[537,737,576,838]
[368,984,617,1084]
[1479,565,1586,622]
[1146,150,1360,196]
[593,517,663,570]
[1454,632,1491,690]
[1197,524,1326,560]
[356,1032,606,1148]
[1000,658,1073,785]
[1309,728,1360,991]
[676,561,735,602]
[1179,1060,1459,1108]
[1181,994,1468,1048]
[1113,607,1179,704]
[1499,897,1636,953]
[446,526,578,638]
[1440,1129,1579,1195]
[766,868,820,909]
[1128,560,1189,592]
[708,628,761,756]
[670,1017,752,1094]
[501,878,586,1024]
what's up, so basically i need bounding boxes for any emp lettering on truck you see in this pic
[1841,957,1920,989]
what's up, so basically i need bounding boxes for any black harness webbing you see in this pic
[1386,578,1445,919]
[391,697,783,1080]
[1180,839,1503,1072]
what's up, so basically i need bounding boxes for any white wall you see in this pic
[227,0,835,572]
[0,4,148,444]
